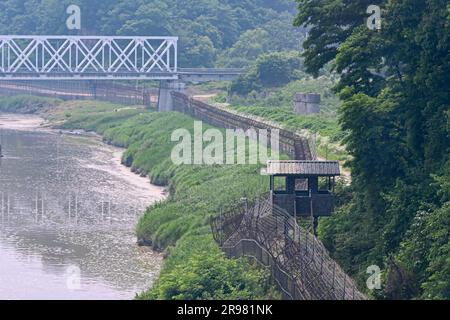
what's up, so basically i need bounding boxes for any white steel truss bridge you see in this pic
[0,36,179,80]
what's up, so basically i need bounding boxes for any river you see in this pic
[0,113,166,300]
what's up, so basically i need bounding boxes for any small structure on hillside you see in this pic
[293,93,321,115]
[265,160,340,233]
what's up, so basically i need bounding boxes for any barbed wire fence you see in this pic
[211,196,367,300]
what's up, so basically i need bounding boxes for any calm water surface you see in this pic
[0,114,165,300]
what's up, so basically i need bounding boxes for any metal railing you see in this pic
[211,196,367,300]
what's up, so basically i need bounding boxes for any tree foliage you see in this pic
[140,235,277,300]
[230,51,303,95]
[297,0,450,299]
[0,0,305,67]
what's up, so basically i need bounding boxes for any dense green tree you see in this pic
[256,52,302,87]
[294,0,379,77]
[182,36,216,67]
[230,51,303,94]
[0,0,302,67]
[117,1,172,35]
[218,13,306,68]
[142,244,275,300]
[217,29,272,68]
[229,67,261,96]
[296,0,450,299]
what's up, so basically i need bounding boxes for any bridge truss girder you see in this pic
[0,36,178,80]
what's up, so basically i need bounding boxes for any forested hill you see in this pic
[294,0,449,299]
[0,0,305,67]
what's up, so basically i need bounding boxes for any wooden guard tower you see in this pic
[266,160,340,220]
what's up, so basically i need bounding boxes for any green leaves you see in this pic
[334,26,386,96]
[294,0,380,76]
[142,236,274,300]
[296,0,450,299]
[230,51,303,95]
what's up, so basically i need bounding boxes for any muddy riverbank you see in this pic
[0,113,167,300]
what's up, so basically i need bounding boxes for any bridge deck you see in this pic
[0,36,244,81]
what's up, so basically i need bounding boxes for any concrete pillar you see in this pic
[157,80,185,112]
[143,88,151,108]
[293,93,321,115]
[89,80,97,100]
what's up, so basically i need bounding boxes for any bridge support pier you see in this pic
[143,88,152,109]
[158,80,186,112]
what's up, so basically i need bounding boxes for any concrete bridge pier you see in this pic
[143,88,152,109]
[89,80,97,100]
[158,80,186,112]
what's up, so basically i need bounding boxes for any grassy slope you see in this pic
[0,96,280,300]
[206,76,349,162]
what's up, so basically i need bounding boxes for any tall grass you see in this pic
[56,101,280,299]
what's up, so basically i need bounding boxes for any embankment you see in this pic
[172,92,316,160]
[0,96,280,300]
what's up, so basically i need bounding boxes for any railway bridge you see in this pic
[0,35,243,111]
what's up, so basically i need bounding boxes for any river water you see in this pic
[0,114,166,300]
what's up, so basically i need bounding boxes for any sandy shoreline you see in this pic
[0,112,167,299]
